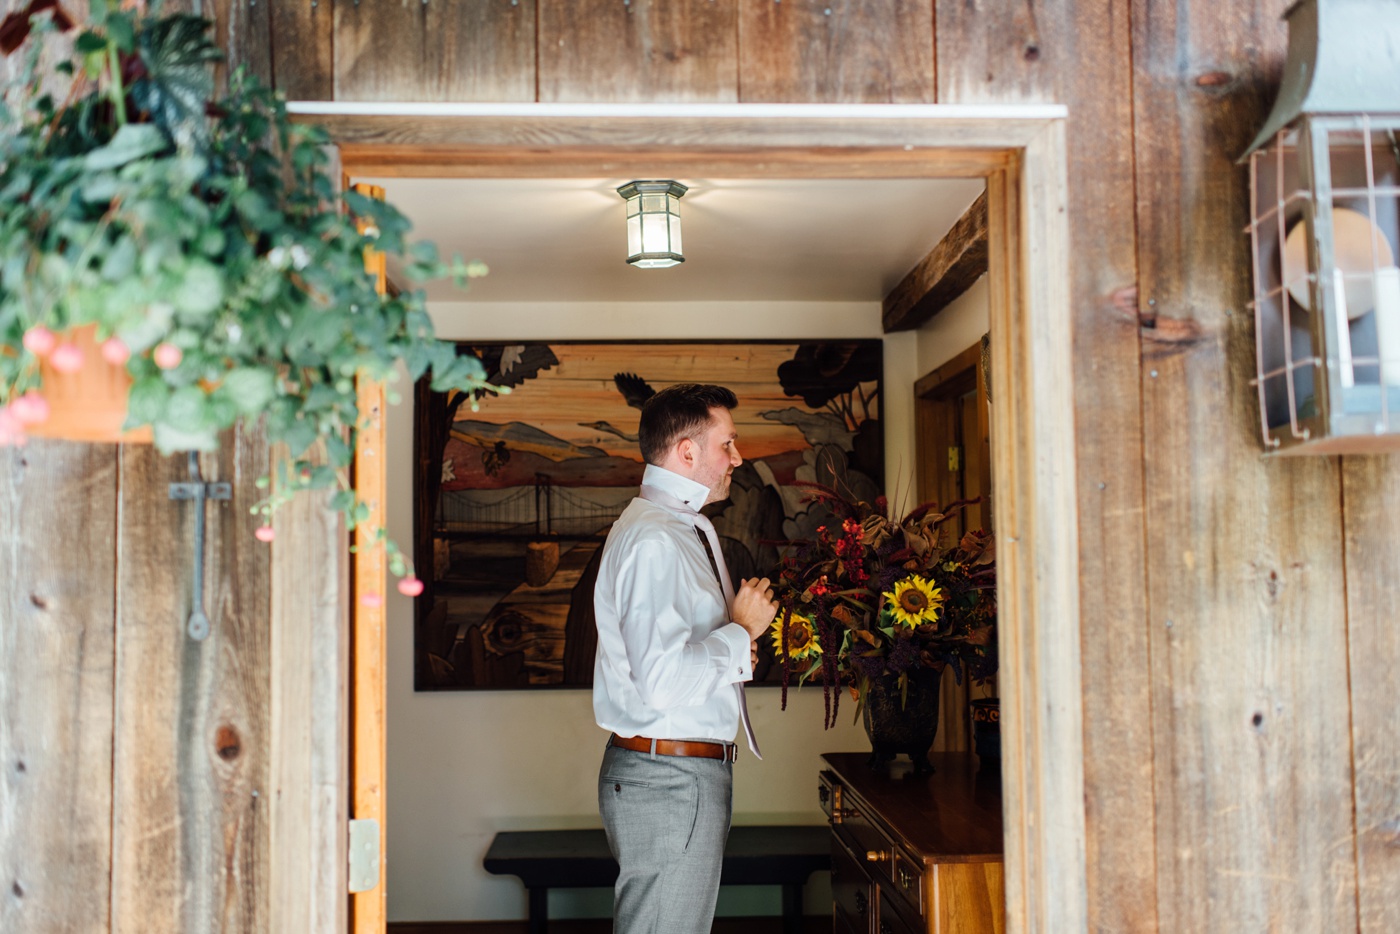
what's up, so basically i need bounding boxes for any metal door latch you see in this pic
[168,451,231,640]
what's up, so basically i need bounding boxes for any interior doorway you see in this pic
[294,101,1085,934]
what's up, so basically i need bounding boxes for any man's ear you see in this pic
[674,435,696,466]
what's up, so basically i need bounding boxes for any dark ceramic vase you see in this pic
[861,667,943,773]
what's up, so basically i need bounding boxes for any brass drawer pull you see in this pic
[898,865,914,889]
[866,849,890,863]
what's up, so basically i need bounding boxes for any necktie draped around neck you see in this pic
[638,484,762,759]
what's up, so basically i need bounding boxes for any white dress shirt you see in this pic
[593,463,753,743]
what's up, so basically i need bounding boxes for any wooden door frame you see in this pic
[285,101,1084,934]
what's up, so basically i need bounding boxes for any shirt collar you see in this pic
[641,463,712,511]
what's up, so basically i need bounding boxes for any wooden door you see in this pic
[915,342,994,752]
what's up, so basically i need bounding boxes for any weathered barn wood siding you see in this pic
[0,443,118,933]
[4,1,1396,932]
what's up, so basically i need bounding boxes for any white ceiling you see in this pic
[361,177,985,304]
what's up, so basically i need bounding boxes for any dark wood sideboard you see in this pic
[819,753,1004,934]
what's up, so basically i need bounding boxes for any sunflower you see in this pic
[770,611,823,661]
[885,575,944,628]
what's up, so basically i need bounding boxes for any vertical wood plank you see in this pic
[271,0,334,101]
[109,446,187,933]
[205,428,273,933]
[1341,454,1400,934]
[538,0,737,102]
[334,0,535,102]
[934,0,1055,104]
[270,473,349,934]
[269,148,350,934]
[738,0,932,103]
[1132,1,1357,931]
[935,2,1153,928]
[0,442,118,934]
[352,183,390,933]
[986,123,1087,934]
[205,0,273,88]
[110,438,271,933]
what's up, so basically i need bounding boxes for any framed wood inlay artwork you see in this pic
[413,339,883,690]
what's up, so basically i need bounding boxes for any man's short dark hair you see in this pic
[637,383,738,466]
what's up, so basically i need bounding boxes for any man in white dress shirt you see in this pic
[593,383,778,934]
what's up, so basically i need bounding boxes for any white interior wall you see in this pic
[383,295,984,922]
[916,276,990,375]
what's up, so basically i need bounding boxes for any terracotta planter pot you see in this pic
[26,325,152,444]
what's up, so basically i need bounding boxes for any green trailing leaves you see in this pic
[0,1,496,582]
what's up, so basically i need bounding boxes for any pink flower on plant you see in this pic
[153,343,182,370]
[22,326,56,357]
[101,337,131,366]
[397,577,424,597]
[360,592,384,609]
[9,391,49,426]
[254,526,276,543]
[49,342,84,373]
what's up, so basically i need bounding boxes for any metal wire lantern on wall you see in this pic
[1244,0,1400,454]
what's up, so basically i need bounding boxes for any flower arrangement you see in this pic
[769,483,996,728]
[0,1,495,587]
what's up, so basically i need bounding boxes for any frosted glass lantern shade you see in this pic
[617,180,688,268]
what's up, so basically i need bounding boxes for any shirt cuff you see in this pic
[713,622,754,683]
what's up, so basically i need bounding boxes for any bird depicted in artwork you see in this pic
[481,440,511,477]
[612,372,656,410]
[577,372,656,443]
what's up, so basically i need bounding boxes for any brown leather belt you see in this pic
[609,733,737,762]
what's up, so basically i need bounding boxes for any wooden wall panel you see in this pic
[738,0,933,103]
[110,441,271,933]
[335,0,535,102]
[271,0,334,101]
[0,443,118,934]
[1132,1,1357,931]
[934,2,1154,929]
[269,482,348,934]
[1342,455,1400,934]
[539,0,737,102]
[205,0,273,88]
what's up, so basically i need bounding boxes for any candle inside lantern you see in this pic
[1374,267,1400,388]
[1334,268,1355,388]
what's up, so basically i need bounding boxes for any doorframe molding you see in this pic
[288,102,1084,934]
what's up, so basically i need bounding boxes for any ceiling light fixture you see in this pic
[617,180,688,268]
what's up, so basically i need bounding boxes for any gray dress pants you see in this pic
[598,742,733,934]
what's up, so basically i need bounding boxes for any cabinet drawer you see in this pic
[832,837,873,934]
[888,847,924,918]
[878,887,924,934]
[837,801,899,887]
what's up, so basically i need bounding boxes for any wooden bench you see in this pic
[483,825,830,934]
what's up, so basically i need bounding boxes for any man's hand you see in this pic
[733,576,778,640]
[750,640,759,668]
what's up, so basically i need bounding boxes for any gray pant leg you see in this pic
[598,744,733,934]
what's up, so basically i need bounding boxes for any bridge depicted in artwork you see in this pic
[436,474,627,539]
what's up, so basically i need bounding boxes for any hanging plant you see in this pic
[0,0,498,586]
